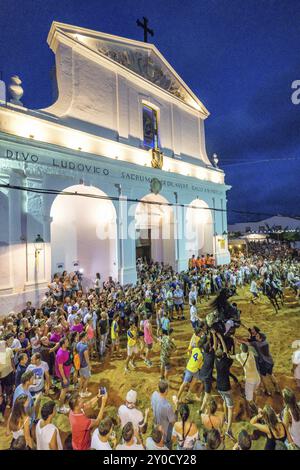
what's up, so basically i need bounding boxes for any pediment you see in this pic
[48,22,209,115]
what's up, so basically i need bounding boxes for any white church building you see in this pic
[0,22,230,312]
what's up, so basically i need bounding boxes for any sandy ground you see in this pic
[1,286,299,450]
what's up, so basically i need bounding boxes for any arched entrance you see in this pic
[185,199,214,259]
[50,185,117,286]
[135,193,175,267]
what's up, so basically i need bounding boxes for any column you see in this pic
[114,195,137,285]
[9,169,27,292]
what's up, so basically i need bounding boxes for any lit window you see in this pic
[143,105,159,149]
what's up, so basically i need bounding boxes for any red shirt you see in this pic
[69,410,92,450]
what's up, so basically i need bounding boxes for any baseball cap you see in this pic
[126,390,137,404]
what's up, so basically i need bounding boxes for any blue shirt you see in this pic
[13,385,35,419]
[76,341,88,368]
[15,364,27,387]
[161,317,170,332]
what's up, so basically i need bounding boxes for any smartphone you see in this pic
[99,386,107,396]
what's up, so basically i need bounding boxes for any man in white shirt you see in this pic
[67,307,78,327]
[190,300,199,330]
[188,285,198,306]
[230,342,260,411]
[91,417,116,450]
[173,286,185,320]
[26,353,50,395]
[5,334,21,364]
[116,422,144,450]
[118,390,148,433]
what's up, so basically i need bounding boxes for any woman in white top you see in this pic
[36,401,63,450]
[283,388,300,448]
[172,404,199,450]
[8,395,33,449]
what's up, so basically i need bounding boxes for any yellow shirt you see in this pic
[187,347,203,373]
[188,334,200,353]
[111,320,119,340]
[127,327,137,347]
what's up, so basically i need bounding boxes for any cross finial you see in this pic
[136,16,154,43]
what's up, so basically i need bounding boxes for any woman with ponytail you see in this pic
[172,404,199,450]
[282,388,300,449]
[7,394,34,449]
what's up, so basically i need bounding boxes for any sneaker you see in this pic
[124,367,130,373]
[81,391,92,398]
[129,361,136,369]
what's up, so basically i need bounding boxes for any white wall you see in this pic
[50,185,117,287]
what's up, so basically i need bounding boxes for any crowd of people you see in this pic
[0,245,300,451]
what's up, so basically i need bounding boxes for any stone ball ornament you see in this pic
[9,75,24,105]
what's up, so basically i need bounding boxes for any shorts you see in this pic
[251,292,258,298]
[145,343,153,350]
[0,371,15,388]
[245,380,260,401]
[258,361,273,376]
[202,377,213,394]
[191,320,199,330]
[218,389,233,408]
[111,338,119,346]
[175,304,184,312]
[183,369,199,383]
[127,345,138,356]
[79,366,91,379]
[60,377,70,389]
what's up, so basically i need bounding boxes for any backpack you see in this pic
[73,352,81,371]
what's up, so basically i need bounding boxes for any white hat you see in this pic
[126,389,137,404]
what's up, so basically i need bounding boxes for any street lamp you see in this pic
[34,234,44,259]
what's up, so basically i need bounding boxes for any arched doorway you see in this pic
[135,193,175,267]
[50,185,117,287]
[185,199,214,259]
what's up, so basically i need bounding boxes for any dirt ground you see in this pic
[1,286,299,450]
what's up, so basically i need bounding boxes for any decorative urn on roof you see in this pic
[8,75,24,106]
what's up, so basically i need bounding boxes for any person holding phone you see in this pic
[69,390,108,450]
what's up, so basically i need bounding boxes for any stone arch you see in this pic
[135,193,176,267]
[185,198,214,259]
[50,184,117,287]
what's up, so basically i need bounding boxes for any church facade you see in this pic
[0,22,230,312]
